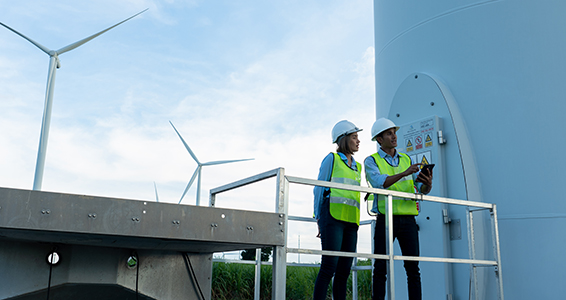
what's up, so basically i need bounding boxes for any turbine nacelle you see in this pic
[49,53,61,69]
[47,51,61,69]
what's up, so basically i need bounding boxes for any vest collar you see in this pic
[336,152,358,171]
[378,147,399,160]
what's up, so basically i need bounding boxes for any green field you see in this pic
[212,259,372,300]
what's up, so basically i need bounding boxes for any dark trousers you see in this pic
[373,215,421,300]
[313,201,359,300]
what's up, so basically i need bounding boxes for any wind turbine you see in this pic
[169,121,254,205]
[154,182,160,203]
[0,9,147,191]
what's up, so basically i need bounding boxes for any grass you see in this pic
[212,259,373,300]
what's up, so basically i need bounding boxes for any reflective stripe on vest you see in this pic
[369,152,418,215]
[329,153,361,225]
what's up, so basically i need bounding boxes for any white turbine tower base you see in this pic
[169,121,254,206]
[0,9,147,191]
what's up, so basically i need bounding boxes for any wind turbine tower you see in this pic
[0,9,147,191]
[170,121,254,206]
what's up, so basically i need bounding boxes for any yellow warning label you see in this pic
[425,134,433,147]
[406,140,412,147]
[406,147,414,152]
[420,155,429,165]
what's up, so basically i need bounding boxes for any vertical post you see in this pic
[442,205,454,300]
[467,208,478,300]
[254,248,262,300]
[298,235,301,264]
[352,257,358,300]
[386,194,395,300]
[272,168,288,300]
[490,205,504,300]
[209,192,216,207]
[371,219,376,298]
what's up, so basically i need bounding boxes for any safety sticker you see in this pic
[406,139,413,152]
[425,134,433,147]
[415,135,423,150]
[417,151,432,168]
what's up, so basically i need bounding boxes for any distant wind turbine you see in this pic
[0,9,147,191]
[154,182,160,203]
[169,121,254,205]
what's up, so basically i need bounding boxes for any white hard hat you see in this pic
[371,118,399,141]
[331,120,362,143]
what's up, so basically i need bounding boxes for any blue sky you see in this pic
[0,0,377,261]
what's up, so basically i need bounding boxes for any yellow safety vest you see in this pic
[329,153,362,225]
[368,152,418,215]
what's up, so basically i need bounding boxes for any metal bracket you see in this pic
[443,208,452,224]
[438,130,447,145]
[450,219,462,240]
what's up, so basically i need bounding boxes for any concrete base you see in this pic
[0,187,284,299]
[1,241,211,300]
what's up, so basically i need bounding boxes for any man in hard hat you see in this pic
[364,118,432,300]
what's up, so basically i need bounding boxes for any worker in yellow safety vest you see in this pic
[313,120,362,300]
[364,118,432,300]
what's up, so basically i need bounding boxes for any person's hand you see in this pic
[416,168,433,186]
[403,163,422,176]
[316,219,321,238]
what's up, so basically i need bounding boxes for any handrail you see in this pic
[209,169,503,300]
[287,216,373,226]
[285,248,497,266]
[285,175,493,209]
[209,168,281,207]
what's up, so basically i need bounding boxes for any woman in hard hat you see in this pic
[313,120,362,300]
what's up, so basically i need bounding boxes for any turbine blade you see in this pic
[202,158,254,166]
[57,8,148,55]
[179,167,200,204]
[154,182,159,202]
[0,21,51,55]
[169,121,200,164]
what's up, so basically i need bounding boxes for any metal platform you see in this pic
[0,187,285,299]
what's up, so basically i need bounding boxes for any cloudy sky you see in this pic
[0,0,377,262]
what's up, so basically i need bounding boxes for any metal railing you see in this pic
[209,168,504,300]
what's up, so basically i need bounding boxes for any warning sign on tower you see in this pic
[417,151,432,168]
[415,135,423,150]
[420,154,429,165]
[425,134,433,147]
[400,116,438,169]
[406,139,413,152]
